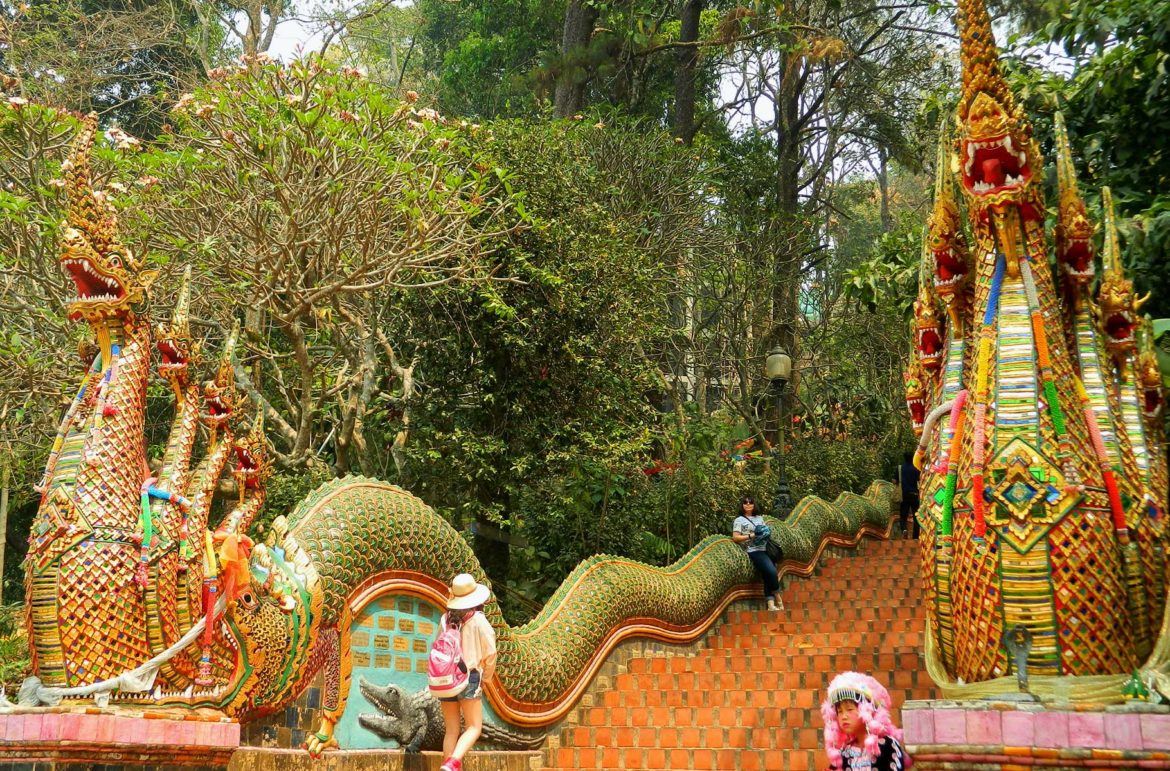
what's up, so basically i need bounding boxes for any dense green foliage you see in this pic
[1007,0,1170,317]
[1,0,1164,621]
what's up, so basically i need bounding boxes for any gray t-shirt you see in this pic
[733,514,767,553]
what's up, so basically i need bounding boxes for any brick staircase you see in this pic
[544,536,936,770]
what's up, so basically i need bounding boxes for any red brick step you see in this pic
[543,537,937,770]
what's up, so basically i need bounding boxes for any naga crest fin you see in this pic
[157,265,200,389]
[63,114,122,259]
[172,266,193,339]
[201,319,242,430]
[956,0,1014,124]
[1096,188,1144,377]
[929,117,969,322]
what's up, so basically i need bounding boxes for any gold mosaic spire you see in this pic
[956,0,1014,122]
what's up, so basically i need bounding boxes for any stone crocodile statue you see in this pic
[178,473,891,753]
[356,677,546,751]
[908,0,1169,698]
[18,108,896,753]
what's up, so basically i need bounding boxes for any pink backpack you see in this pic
[428,614,469,698]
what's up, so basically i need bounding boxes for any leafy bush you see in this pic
[0,604,29,693]
[785,437,885,503]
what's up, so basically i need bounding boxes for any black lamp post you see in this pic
[766,346,794,519]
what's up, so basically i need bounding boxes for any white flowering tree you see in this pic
[0,60,525,583]
[121,55,525,473]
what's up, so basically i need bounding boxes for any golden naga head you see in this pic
[232,411,271,493]
[954,0,1039,216]
[1097,188,1149,374]
[1138,319,1164,421]
[929,123,970,327]
[1053,114,1095,287]
[156,266,201,391]
[913,288,945,373]
[930,191,970,307]
[904,360,927,436]
[202,320,242,431]
[59,113,154,323]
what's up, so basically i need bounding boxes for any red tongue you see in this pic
[1107,315,1132,338]
[982,158,1004,187]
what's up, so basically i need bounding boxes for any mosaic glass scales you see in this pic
[907,0,1170,692]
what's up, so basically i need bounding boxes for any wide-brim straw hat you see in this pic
[448,573,491,610]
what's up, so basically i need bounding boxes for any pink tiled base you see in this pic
[904,700,1170,768]
[903,702,1170,752]
[0,708,240,767]
[0,710,239,747]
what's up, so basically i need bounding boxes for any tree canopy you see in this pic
[0,0,1166,618]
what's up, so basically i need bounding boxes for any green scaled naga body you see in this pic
[212,476,893,752]
[20,110,896,752]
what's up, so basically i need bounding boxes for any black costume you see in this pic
[840,736,907,771]
[897,460,921,539]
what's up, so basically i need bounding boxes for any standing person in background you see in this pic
[897,453,921,540]
[732,496,784,611]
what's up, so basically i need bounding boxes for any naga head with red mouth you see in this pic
[929,194,970,309]
[1053,113,1096,289]
[913,293,945,373]
[59,114,153,324]
[1098,270,1149,371]
[1137,319,1165,421]
[156,266,200,392]
[904,362,927,436]
[202,322,241,431]
[232,413,270,492]
[1098,187,1151,375]
[957,93,1038,217]
[1055,196,1096,287]
[1139,349,1164,421]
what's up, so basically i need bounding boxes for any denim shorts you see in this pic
[439,669,482,702]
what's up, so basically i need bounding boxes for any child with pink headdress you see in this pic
[821,671,909,770]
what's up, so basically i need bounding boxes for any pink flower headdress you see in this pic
[820,671,903,769]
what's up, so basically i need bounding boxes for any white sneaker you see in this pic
[767,599,778,611]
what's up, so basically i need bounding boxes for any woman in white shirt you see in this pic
[437,574,498,771]
[731,496,784,611]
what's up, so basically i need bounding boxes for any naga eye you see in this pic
[240,591,257,608]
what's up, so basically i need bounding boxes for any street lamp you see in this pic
[766,346,794,519]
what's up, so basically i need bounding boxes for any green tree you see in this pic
[1009,0,1170,316]
[384,120,717,616]
[411,0,564,118]
[125,58,522,473]
[0,0,209,136]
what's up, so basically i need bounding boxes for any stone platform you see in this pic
[228,749,542,771]
[904,699,1170,769]
[0,706,239,769]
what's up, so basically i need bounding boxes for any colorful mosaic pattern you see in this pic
[205,475,893,753]
[25,113,265,701]
[912,0,1169,690]
[22,111,896,754]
